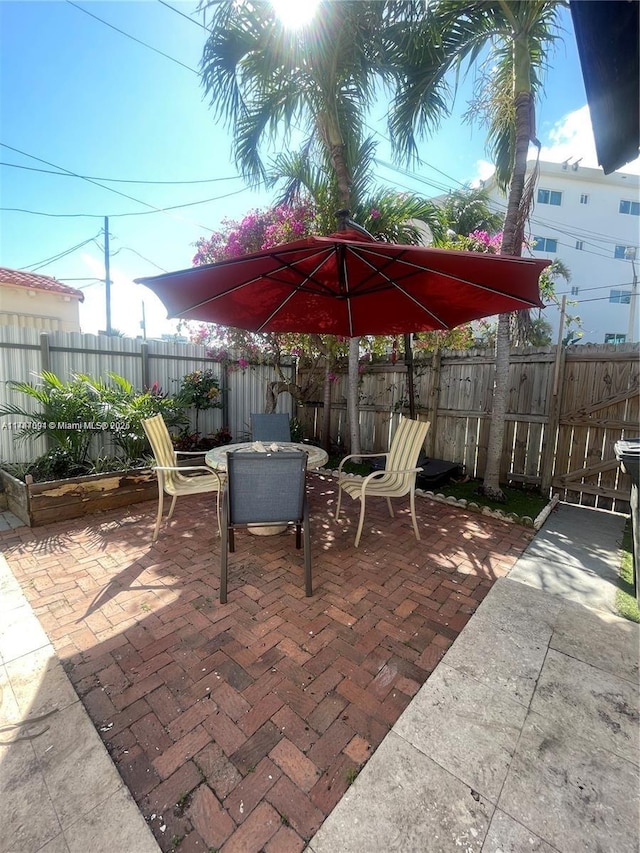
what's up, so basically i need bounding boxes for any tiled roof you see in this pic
[0,267,85,302]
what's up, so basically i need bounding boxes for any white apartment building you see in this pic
[484,160,639,344]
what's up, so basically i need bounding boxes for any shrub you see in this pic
[0,371,187,480]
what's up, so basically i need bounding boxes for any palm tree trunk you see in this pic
[482,34,533,500]
[326,127,362,457]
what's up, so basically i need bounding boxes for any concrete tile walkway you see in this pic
[309,504,640,853]
[0,473,532,852]
[0,546,158,853]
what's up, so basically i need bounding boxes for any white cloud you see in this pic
[471,160,496,186]
[470,106,639,181]
[535,105,639,175]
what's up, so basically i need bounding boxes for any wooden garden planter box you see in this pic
[0,467,156,528]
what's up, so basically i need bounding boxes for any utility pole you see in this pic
[104,215,112,335]
[626,247,638,343]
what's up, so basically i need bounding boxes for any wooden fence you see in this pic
[1,327,637,511]
[297,343,639,512]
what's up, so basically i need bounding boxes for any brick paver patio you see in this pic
[0,472,534,852]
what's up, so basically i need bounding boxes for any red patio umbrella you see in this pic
[135,229,549,337]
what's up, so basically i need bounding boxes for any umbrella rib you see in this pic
[355,247,541,307]
[173,250,342,317]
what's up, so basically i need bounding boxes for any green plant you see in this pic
[616,519,639,623]
[0,371,105,467]
[345,767,359,786]
[172,426,232,453]
[0,371,188,480]
[82,374,187,460]
[176,370,222,436]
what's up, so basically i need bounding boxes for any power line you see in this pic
[0,186,253,220]
[114,247,169,272]
[0,142,207,228]
[20,234,103,272]
[65,1,199,75]
[0,142,256,228]
[157,0,210,33]
[0,160,242,186]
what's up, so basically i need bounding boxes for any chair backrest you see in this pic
[387,417,430,473]
[227,450,306,525]
[142,414,179,488]
[251,413,291,442]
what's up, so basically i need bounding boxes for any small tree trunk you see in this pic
[265,380,306,413]
[322,358,333,452]
[482,312,510,498]
[347,337,361,457]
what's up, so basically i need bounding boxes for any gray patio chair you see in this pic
[251,412,291,442]
[220,450,311,603]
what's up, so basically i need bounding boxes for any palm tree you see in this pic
[198,0,430,456]
[387,0,562,499]
[434,187,503,242]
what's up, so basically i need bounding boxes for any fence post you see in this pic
[141,342,150,389]
[39,332,51,374]
[541,343,566,494]
[426,349,442,456]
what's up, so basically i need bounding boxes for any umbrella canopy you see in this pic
[136,229,549,337]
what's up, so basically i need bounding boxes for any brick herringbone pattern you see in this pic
[1,473,533,851]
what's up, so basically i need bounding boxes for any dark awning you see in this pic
[570,0,640,174]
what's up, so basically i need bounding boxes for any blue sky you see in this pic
[0,1,636,338]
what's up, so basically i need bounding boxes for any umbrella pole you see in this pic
[404,333,416,420]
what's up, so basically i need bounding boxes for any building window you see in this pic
[614,245,633,259]
[619,199,640,216]
[580,194,589,205]
[575,240,584,250]
[533,236,558,253]
[570,286,580,296]
[609,289,631,304]
[604,333,627,344]
[537,189,562,206]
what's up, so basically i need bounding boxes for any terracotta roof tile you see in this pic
[0,267,85,302]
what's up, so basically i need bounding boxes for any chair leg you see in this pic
[354,495,367,548]
[220,500,229,604]
[215,489,222,536]
[167,495,178,521]
[386,497,394,517]
[295,522,302,550]
[303,499,312,596]
[409,487,421,541]
[152,483,164,542]
[335,482,343,520]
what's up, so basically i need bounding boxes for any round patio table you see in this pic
[205,442,329,535]
[205,441,328,472]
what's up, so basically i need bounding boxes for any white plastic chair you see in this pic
[142,414,224,541]
[335,417,430,547]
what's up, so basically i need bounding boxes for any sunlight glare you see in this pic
[271,0,320,28]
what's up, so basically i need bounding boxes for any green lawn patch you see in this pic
[616,518,639,623]
[428,477,548,520]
